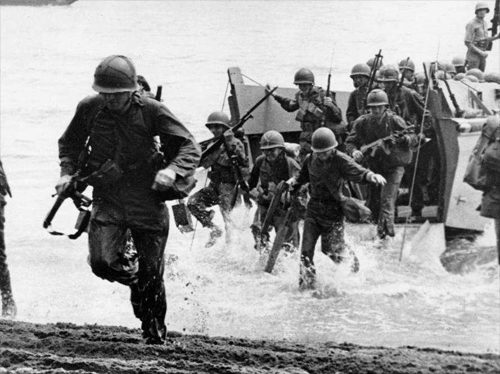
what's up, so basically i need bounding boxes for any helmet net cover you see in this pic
[92,55,139,93]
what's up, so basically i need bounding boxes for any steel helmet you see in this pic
[454,72,466,81]
[398,58,415,72]
[311,127,338,152]
[293,68,315,85]
[260,130,285,150]
[466,68,485,82]
[484,71,500,84]
[465,75,480,83]
[92,55,139,93]
[415,72,426,85]
[350,63,371,79]
[444,62,457,75]
[452,56,466,67]
[486,114,500,127]
[205,111,231,129]
[366,89,389,106]
[377,65,399,82]
[436,70,451,80]
[475,2,490,13]
[367,57,384,70]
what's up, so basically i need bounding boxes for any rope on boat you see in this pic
[241,73,265,87]
[399,41,441,262]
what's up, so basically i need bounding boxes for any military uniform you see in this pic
[387,84,438,215]
[346,85,368,131]
[0,159,16,318]
[274,86,344,155]
[59,92,200,344]
[188,136,248,232]
[248,151,301,249]
[465,15,490,71]
[345,110,417,238]
[294,150,373,289]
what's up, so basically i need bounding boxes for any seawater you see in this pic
[1,0,499,354]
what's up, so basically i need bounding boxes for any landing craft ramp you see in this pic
[225,67,498,233]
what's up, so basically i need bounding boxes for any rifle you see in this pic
[360,125,415,157]
[264,184,300,273]
[43,175,92,239]
[223,135,252,209]
[441,77,464,118]
[259,180,287,247]
[487,0,500,51]
[200,86,278,163]
[155,85,163,102]
[362,49,383,110]
[321,57,333,128]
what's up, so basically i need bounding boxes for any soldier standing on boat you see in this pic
[188,111,249,248]
[377,64,437,217]
[345,89,417,239]
[288,128,386,290]
[0,158,16,319]
[346,63,371,132]
[248,131,301,252]
[398,58,418,90]
[465,2,500,72]
[56,55,200,345]
[267,68,344,162]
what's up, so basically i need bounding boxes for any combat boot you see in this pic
[129,282,142,320]
[205,224,223,248]
[1,291,16,319]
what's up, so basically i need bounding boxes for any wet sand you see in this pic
[1,319,499,373]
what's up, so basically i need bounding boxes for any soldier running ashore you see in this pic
[288,128,386,290]
[188,111,249,248]
[267,68,344,163]
[248,131,301,252]
[56,55,200,345]
[346,89,418,239]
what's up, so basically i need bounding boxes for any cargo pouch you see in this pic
[172,199,194,233]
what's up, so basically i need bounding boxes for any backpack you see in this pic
[464,115,500,191]
[482,125,500,186]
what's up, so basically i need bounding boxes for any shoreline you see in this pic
[1,319,499,374]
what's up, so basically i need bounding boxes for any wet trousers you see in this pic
[0,200,13,301]
[88,202,168,343]
[188,182,236,231]
[251,204,299,248]
[367,166,404,238]
[299,200,347,289]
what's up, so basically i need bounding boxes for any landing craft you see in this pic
[223,67,498,254]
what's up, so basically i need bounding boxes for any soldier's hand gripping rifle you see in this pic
[200,86,278,164]
[43,174,92,239]
[360,125,416,158]
[487,0,500,51]
[362,49,383,110]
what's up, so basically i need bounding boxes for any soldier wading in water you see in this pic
[288,128,386,290]
[346,89,417,239]
[188,111,249,247]
[248,130,301,252]
[56,55,200,345]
